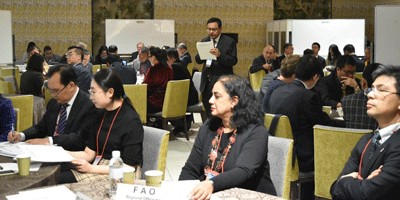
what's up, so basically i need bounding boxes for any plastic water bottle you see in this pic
[109,150,124,199]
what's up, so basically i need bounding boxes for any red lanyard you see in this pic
[96,103,123,158]
[210,126,236,173]
[358,139,372,180]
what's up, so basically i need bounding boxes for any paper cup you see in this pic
[145,170,163,187]
[123,167,135,184]
[16,154,30,176]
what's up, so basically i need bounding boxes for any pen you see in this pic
[0,165,3,170]
[11,124,15,143]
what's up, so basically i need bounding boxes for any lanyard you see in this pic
[96,103,123,159]
[358,139,372,180]
[207,126,237,173]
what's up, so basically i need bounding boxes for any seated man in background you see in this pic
[108,45,118,55]
[341,63,379,130]
[107,54,136,84]
[66,46,92,93]
[312,42,326,68]
[278,43,294,63]
[314,55,362,109]
[130,42,144,62]
[343,44,364,72]
[259,68,280,106]
[177,43,192,68]
[8,65,98,151]
[133,46,151,75]
[43,45,61,64]
[262,55,300,113]
[249,45,280,74]
[331,65,400,199]
[82,49,93,76]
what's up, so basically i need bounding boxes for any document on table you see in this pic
[0,162,41,172]
[6,186,77,200]
[0,142,27,157]
[161,180,222,200]
[196,41,217,60]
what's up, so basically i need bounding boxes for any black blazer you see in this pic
[195,34,237,92]
[171,60,199,107]
[351,54,365,72]
[331,130,400,200]
[130,51,139,62]
[268,80,345,172]
[180,51,192,68]
[23,89,98,151]
[249,55,280,74]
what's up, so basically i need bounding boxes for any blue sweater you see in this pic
[0,98,15,142]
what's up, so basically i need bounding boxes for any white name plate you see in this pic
[115,183,162,200]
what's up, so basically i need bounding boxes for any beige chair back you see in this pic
[249,70,266,90]
[162,80,190,118]
[6,95,34,131]
[264,113,293,139]
[186,63,194,77]
[0,81,15,94]
[123,84,147,124]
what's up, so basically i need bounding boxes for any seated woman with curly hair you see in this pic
[179,75,276,200]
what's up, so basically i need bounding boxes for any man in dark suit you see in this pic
[130,42,144,62]
[249,45,280,74]
[8,65,98,151]
[312,42,326,68]
[314,55,362,109]
[66,46,92,93]
[177,43,192,68]
[277,43,293,63]
[341,63,379,130]
[331,65,400,199]
[344,44,364,72]
[107,54,136,84]
[195,17,237,116]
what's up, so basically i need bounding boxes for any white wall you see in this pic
[0,11,13,65]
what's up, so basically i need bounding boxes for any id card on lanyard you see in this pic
[205,39,217,68]
[93,155,102,165]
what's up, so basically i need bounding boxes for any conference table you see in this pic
[0,156,60,199]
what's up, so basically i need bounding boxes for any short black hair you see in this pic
[363,63,380,88]
[106,54,121,64]
[295,55,322,81]
[283,43,292,50]
[26,53,44,73]
[109,45,118,53]
[271,45,278,53]
[166,48,179,60]
[336,55,356,70]
[343,44,355,54]
[312,42,320,49]
[46,64,78,86]
[44,46,52,52]
[68,46,84,61]
[372,65,400,94]
[26,42,36,52]
[207,17,222,28]
[303,49,314,55]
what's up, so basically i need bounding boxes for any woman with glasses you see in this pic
[61,68,143,183]
[143,46,173,114]
[20,53,45,97]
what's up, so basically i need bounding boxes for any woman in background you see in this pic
[0,94,15,142]
[20,41,36,64]
[94,45,108,65]
[20,53,45,97]
[179,75,276,200]
[327,44,342,67]
[143,46,173,113]
[62,68,143,183]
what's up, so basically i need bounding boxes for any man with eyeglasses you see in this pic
[66,46,92,93]
[8,65,98,151]
[331,65,400,199]
[314,55,362,109]
[43,46,61,64]
[195,17,237,117]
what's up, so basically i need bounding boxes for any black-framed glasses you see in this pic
[207,28,219,32]
[364,87,400,97]
[47,85,67,97]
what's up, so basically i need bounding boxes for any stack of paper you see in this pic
[0,142,27,157]
[6,186,77,200]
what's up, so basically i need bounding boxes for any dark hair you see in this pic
[149,47,168,67]
[207,17,222,28]
[68,46,84,61]
[28,46,40,54]
[281,55,301,78]
[372,65,400,94]
[140,46,149,54]
[43,46,52,52]
[327,44,342,65]
[283,43,292,50]
[26,42,36,52]
[271,45,278,53]
[94,68,135,111]
[343,44,355,54]
[363,63,381,88]
[83,49,90,55]
[108,45,118,53]
[106,54,121,64]
[46,64,78,86]
[26,53,44,73]
[303,49,314,55]
[336,55,356,70]
[96,45,108,60]
[217,75,263,131]
[166,48,179,60]
[295,55,322,81]
[312,42,320,49]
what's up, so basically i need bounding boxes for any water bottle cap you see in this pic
[112,150,120,158]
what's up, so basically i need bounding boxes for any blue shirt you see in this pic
[263,78,287,113]
[0,98,15,142]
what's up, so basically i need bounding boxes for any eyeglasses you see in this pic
[46,85,67,97]
[65,52,74,57]
[364,87,400,97]
[341,69,356,76]
[207,28,219,32]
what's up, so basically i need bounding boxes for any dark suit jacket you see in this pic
[23,90,98,151]
[313,71,361,109]
[317,55,326,68]
[72,63,92,93]
[331,130,400,200]
[110,62,137,84]
[130,51,139,62]
[277,54,285,64]
[180,52,192,68]
[249,55,280,74]
[195,34,237,92]
[341,92,378,130]
[269,80,345,172]
[351,54,365,72]
[171,60,199,107]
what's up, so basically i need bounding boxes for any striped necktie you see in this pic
[56,103,69,135]
[371,130,381,151]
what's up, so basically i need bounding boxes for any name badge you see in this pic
[93,155,102,165]
[205,59,212,68]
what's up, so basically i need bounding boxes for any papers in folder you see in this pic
[0,142,74,162]
[196,41,217,60]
